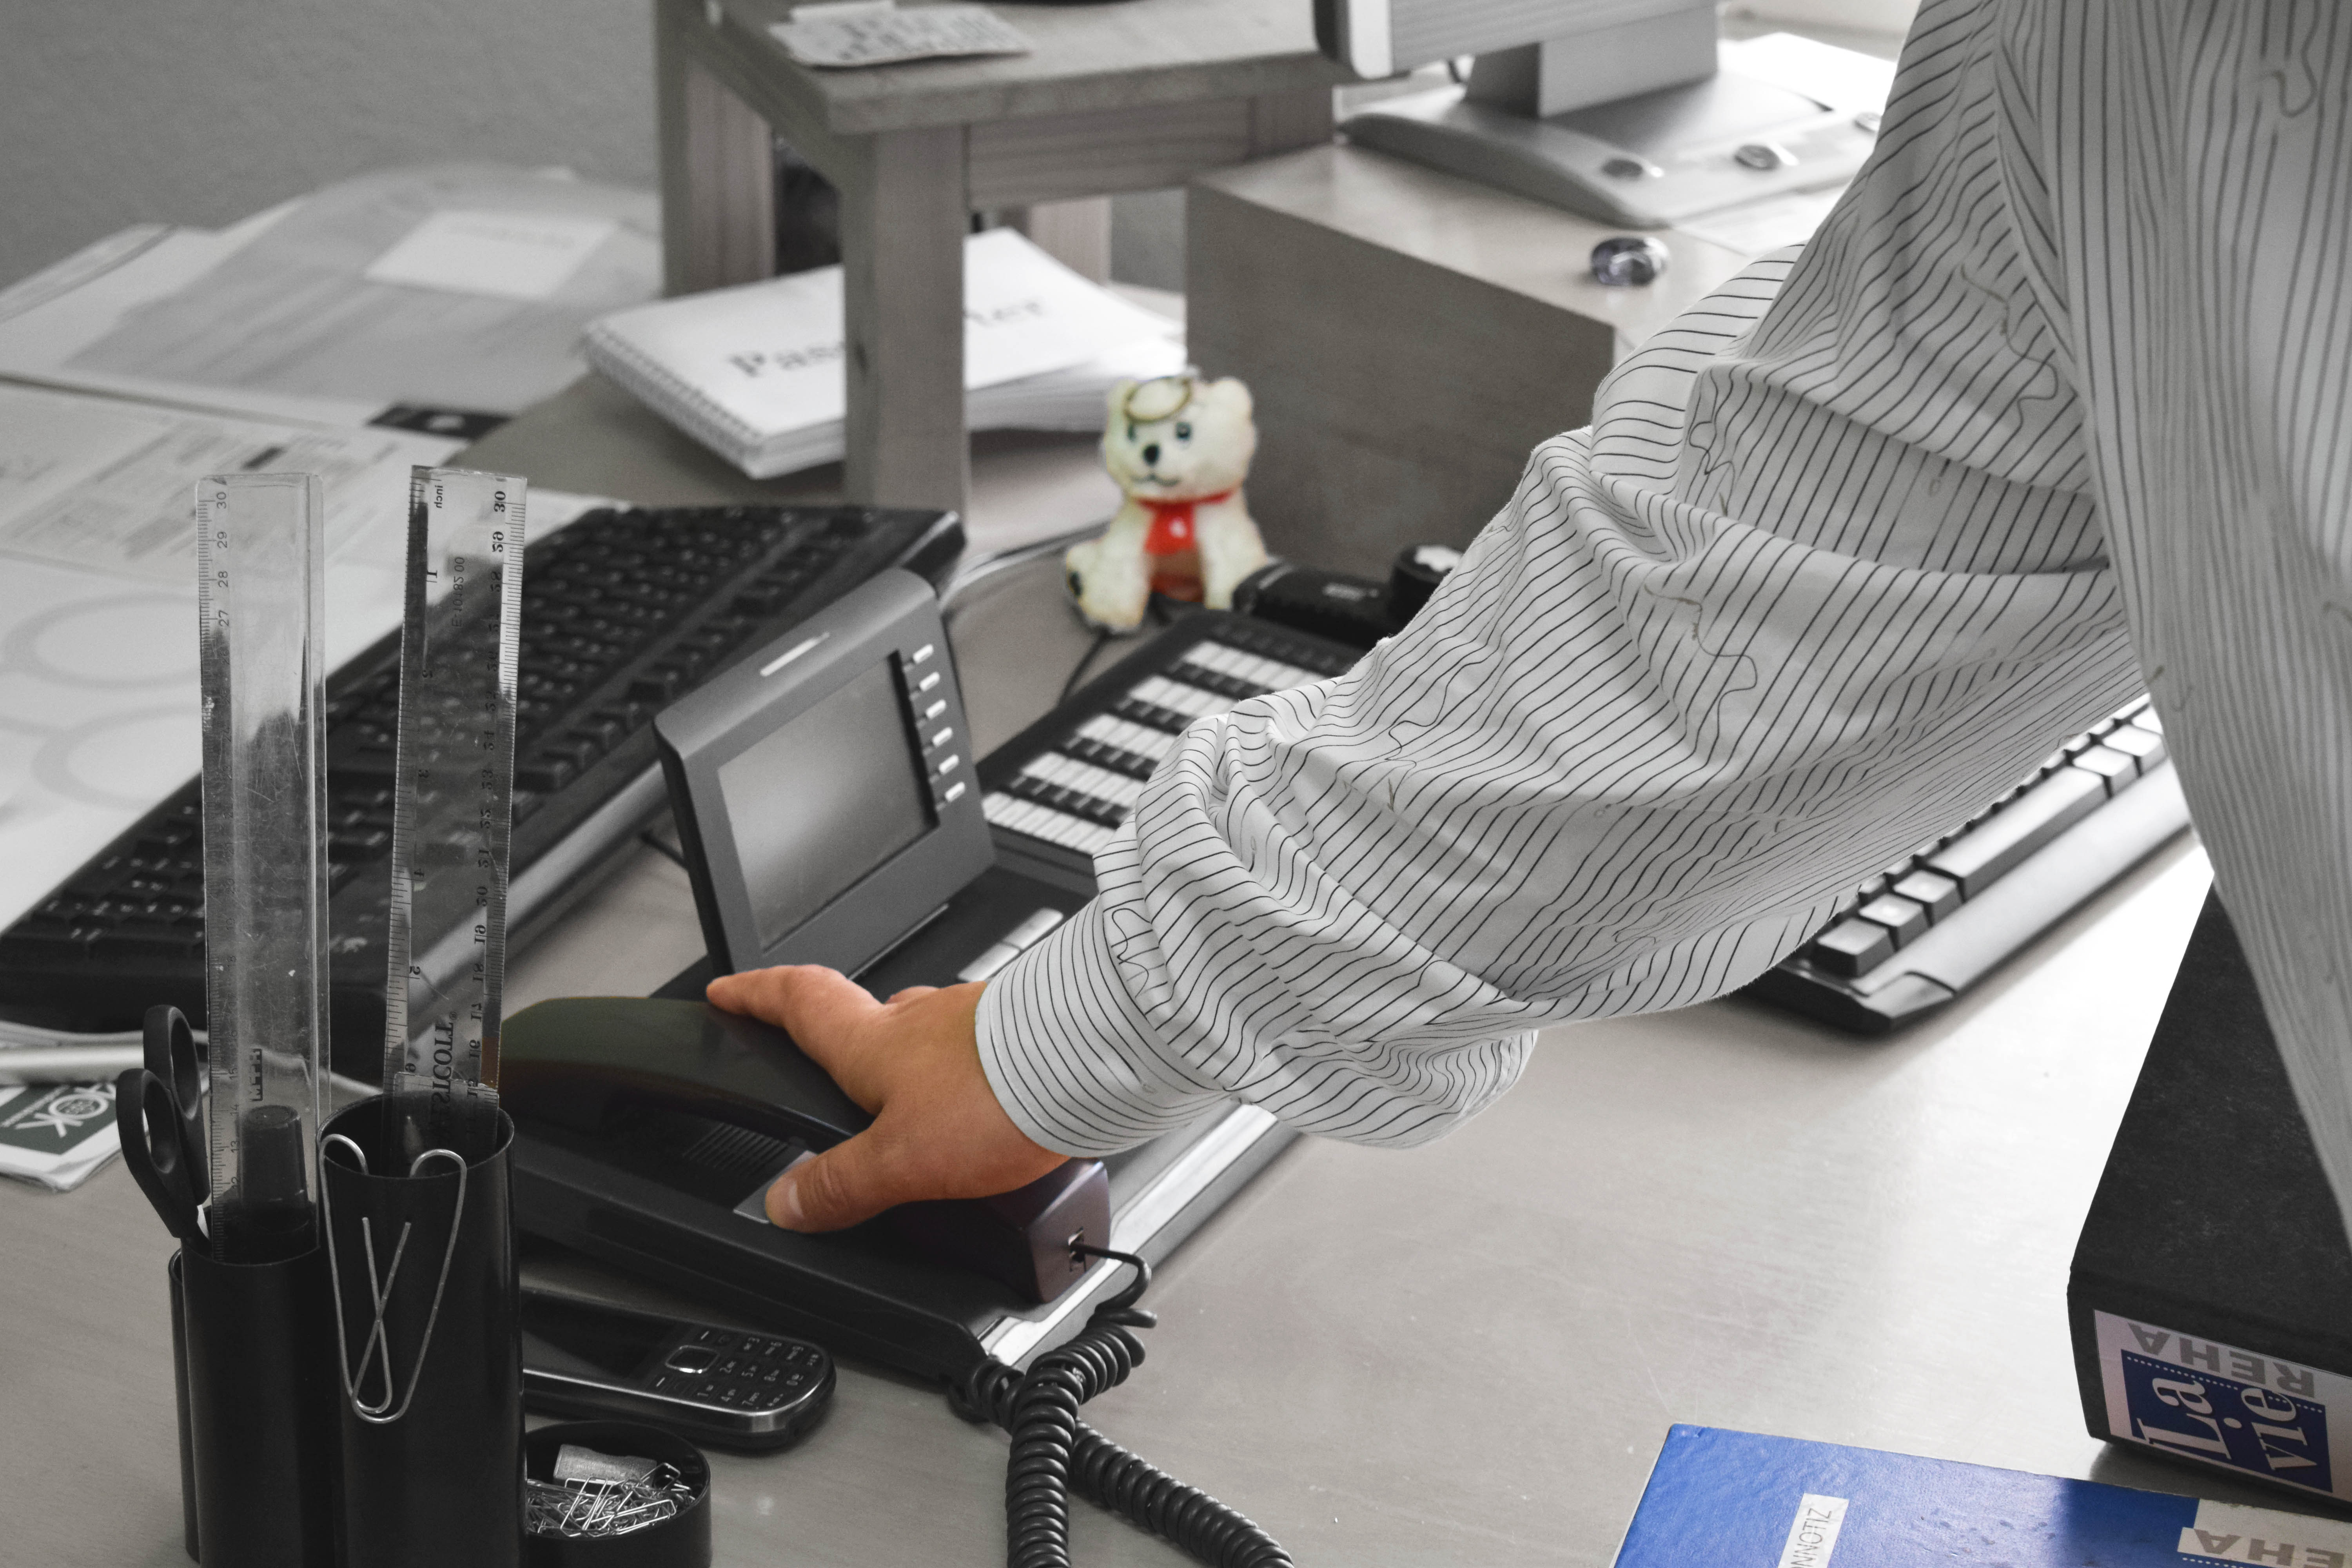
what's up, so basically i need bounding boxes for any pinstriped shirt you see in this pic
[977,0,2352,1214]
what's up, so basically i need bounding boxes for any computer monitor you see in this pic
[1315,0,1879,228]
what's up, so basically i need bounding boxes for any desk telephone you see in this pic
[503,570,1366,1565]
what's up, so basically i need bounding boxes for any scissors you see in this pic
[116,1067,206,1248]
[142,1004,207,1202]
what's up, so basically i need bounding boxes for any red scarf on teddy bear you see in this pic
[1141,490,1234,601]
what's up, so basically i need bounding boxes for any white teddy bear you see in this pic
[1064,374,1270,632]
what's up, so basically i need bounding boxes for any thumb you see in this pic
[765,1131,904,1232]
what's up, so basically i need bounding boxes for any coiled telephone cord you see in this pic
[951,1246,1294,1568]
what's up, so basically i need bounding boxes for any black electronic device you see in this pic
[508,607,1361,1381]
[503,996,1111,1310]
[0,502,960,1078]
[1230,543,1463,652]
[2069,893,2352,1507]
[655,569,991,978]
[520,1287,834,1451]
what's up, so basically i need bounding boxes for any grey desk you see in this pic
[0,389,2281,1564]
[1187,142,1762,577]
[659,0,1346,515]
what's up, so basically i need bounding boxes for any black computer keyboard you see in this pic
[978,616,2191,1038]
[0,502,961,1076]
[1746,698,2189,1033]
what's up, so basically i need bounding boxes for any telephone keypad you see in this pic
[656,1326,829,1417]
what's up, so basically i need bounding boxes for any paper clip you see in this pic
[321,1132,468,1425]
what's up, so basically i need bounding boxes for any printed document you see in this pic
[0,165,659,426]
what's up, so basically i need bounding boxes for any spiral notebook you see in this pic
[583,228,1182,479]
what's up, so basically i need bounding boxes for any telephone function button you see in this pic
[666,1345,720,1373]
[956,905,1067,983]
[911,642,935,664]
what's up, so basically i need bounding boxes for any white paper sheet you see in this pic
[1677,186,1847,255]
[1721,32,1898,113]
[364,211,621,301]
[772,2,1030,66]
[0,165,657,426]
[0,385,461,581]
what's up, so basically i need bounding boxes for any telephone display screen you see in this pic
[718,659,929,948]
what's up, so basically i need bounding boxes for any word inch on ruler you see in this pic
[382,465,527,1163]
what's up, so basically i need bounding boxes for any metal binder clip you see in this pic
[321,1132,468,1425]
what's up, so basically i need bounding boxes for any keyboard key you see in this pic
[1855,893,1928,949]
[1132,675,1229,719]
[1890,868,1962,921]
[1112,697,1193,734]
[2069,744,2138,796]
[1065,737,1157,780]
[1165,661,1269,702]
[515,757,577,793]
[2102,724,2165,772]
[1077,713,1176,763]
[1924,766,2107,896]
[1811,918,1893,977]
[544,736,602,772]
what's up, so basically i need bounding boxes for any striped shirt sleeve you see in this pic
[981,0,2352,1177]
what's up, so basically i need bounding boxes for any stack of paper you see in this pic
[0,163,661,428]
[584,228,1185,480]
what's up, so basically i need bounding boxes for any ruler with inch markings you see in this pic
[381,466,526,1163]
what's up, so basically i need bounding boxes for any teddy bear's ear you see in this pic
[1207,377,1255,419]
[1105,378,1139,420]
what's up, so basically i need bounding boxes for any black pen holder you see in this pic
[322,1096,524,1568]
[173,1237,338,1566]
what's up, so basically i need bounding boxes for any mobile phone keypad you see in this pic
[650,1327,826,1412]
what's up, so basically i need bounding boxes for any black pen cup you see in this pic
[321,1096,523,1568]
[174,1236,339,1566]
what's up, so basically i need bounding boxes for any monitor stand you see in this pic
[1340,16,1878,229]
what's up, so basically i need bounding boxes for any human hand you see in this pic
[703,965,1066,1232]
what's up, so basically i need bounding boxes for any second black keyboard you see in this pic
[0,501,962,1077]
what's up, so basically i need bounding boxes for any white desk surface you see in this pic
[0,390,2280,1566]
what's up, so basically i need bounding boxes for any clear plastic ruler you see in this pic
[381,466,526,1163]
[195,472,329,1261]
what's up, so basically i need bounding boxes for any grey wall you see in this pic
[0,0,659,287]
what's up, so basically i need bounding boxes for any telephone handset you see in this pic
[500,997,1108,1304]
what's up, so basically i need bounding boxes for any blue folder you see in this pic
[1614,1426,2352,1568]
